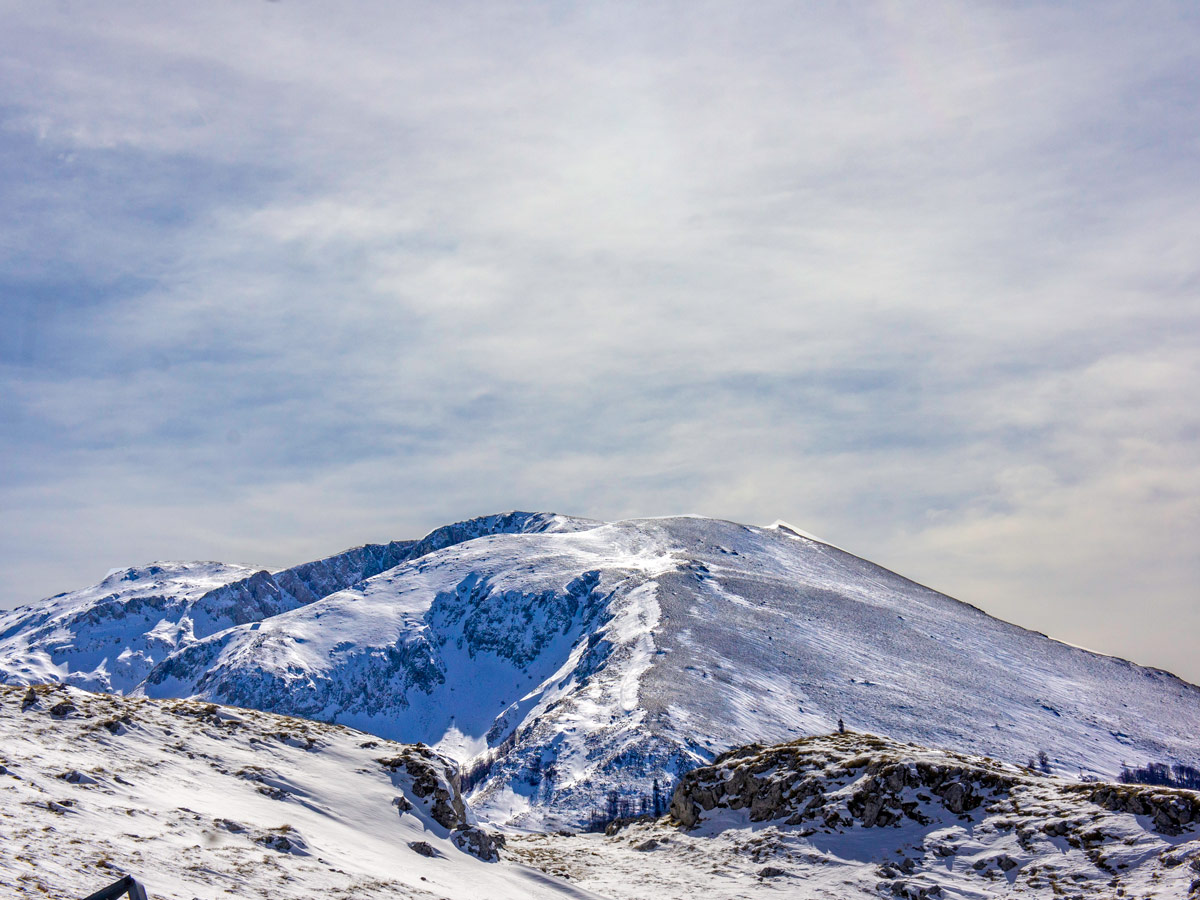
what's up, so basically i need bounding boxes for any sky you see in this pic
[1,1,1198,683]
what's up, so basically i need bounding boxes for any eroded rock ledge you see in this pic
[670,731,1199,837]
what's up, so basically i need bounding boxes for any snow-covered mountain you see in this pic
[0,512,566,693]
[2,512,1199,830]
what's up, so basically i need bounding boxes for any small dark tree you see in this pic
[652,778,663,816]
[1121,761,1193,788]
[606,789,619,821]
[1038,750,1051,774]
[1173,763,1200,790]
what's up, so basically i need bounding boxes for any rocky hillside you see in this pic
[510,731,1200,900]
[4,683,1198,899]
[0,684,558,900]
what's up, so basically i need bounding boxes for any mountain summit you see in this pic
[2,512,1198,827]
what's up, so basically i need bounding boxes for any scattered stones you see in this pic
[1042,818,1070,837]
[49,701,77,718]
[236,765,290,799]
[271,730,317,751]
[1067,783,1200,836]
[59,770,98,785]
[878,857,917,878]
[408,840,438,858]
[972,854,1019,873]
[99,715,134,735]
[880,879,943,899]
[451,824,506,861]
[256,826,308,855]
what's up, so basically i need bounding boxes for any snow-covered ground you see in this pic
[6,685,1194,899]
[0,684,594,900]
[3,512,1199,830]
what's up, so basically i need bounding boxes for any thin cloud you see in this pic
[1,1,1197,682]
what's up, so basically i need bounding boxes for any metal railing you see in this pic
[82,875,149,900]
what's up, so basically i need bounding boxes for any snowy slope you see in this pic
[0,684,596,900]
[0,561,260,692]
[0,512,571,693]
[4,513,1200,831]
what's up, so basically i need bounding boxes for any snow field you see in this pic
[0,685,591,900]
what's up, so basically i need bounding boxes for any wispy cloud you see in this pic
[2,1,1198,680]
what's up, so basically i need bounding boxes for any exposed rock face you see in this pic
[670,731,1200,846]
[1066,782,1200,835]
[379,745,469,831]
[451,825,506,862]
[0,513,567,695]
[671,733,1011,829]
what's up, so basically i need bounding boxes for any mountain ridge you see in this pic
[0,511,573,693]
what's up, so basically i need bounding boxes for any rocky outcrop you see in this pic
[451,824,506,861]
[670,731,1200,847]
[379,744,468,831]
[378,745,506,860]
[1066,782,1200,836]
[671,732,1015,830]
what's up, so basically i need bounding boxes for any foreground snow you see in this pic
[0,684,593,900]
[6,686,1194,900]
